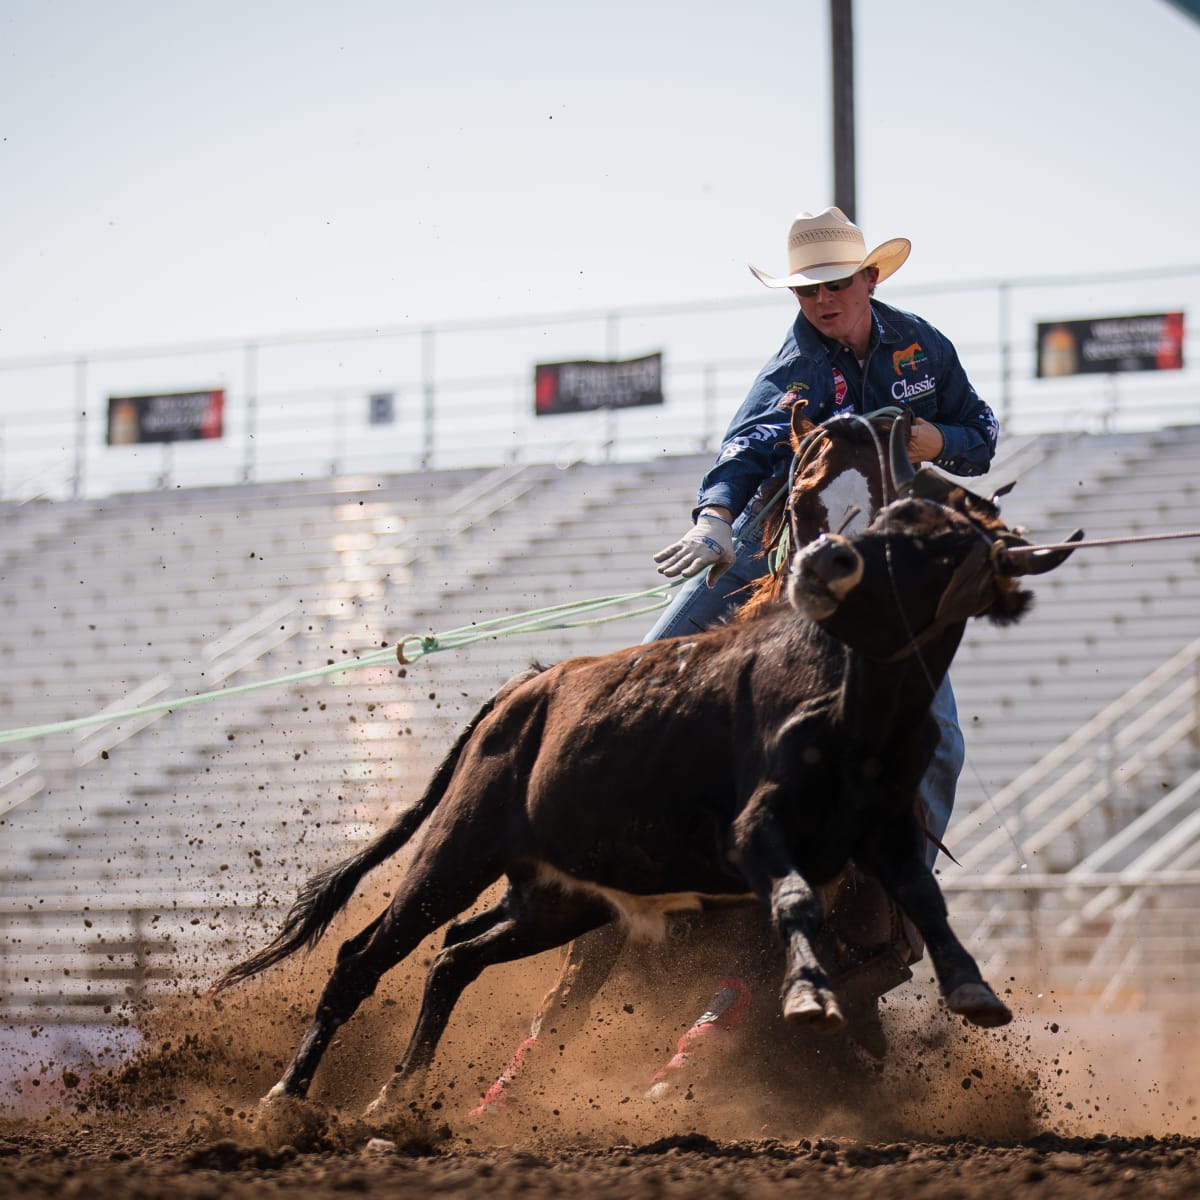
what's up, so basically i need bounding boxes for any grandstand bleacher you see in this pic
[0,427,1197,1034]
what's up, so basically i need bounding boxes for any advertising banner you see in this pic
[107,389,225,445]
[1036,313,1184,378]
[535,352,663,415]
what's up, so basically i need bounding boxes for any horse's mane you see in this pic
[736,473,793,621]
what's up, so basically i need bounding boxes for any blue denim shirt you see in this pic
[695,299,1000,519]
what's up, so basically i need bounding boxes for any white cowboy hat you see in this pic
[749,206,911,289]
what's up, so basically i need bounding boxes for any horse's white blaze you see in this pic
[817,468,873,536]
[533,863,753,943]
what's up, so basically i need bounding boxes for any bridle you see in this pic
[834,416,1080,664]
[770,407,906,577]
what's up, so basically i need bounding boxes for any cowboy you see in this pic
[648,206,999,1054]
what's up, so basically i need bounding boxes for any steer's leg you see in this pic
[868,850,1011,1027]
[369,878,615,1116]
[266,853,505,1102]
[265,903,406,1102]
[733,804,844,1033]
[812,866,914,1057]
[772,873,845,1030]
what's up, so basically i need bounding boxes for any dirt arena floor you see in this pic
[2,927,1198,1200]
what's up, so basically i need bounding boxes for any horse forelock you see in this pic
[739,422,891,620]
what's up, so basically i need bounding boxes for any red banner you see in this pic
[535,353,663,416]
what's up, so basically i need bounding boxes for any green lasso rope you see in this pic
[0,580,685,748]
[0,439,830,751]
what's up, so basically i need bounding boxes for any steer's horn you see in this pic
[889,409,916,493]
[998,528,1085,575]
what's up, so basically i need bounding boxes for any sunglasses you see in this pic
[790,273,860,299]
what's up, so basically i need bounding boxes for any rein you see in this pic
[876,524,1200,664]
[1002,528,1200,556]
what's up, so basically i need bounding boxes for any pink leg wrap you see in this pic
[468,1035,540,1116]
[646,977,752,1098]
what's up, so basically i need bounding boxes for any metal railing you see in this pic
[951,636,1200,875]
[0,755,43,820]
[0,460,578,825]
[944,875,1200,1015]
[1,265,1198,500]
[943,636,1200,1011]
[0,894,239,1024]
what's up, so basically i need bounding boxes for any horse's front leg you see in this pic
[469,922,627,1115]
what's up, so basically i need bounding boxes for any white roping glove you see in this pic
[653,513,736,583]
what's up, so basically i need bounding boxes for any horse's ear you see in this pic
[789,397,817,449]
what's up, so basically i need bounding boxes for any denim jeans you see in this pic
[643,518,771,642]
[643,523,962,868]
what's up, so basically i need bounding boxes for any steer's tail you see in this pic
[210,668,540,994]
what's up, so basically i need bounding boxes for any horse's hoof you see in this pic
[782,981,846,1033]
[844,998,889,1059]
[360,1083,450,1149]
[946,982,1012,1027]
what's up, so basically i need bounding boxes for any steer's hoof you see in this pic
[363,1069,417,1122]
[946,982,1012,1027]
[363,1085,401,1121]
[252,1092,329,1152]
[782,980,846,1033]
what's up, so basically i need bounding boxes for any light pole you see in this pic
[830,0,856,220]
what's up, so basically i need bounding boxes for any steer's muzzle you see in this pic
[788,534,863,619]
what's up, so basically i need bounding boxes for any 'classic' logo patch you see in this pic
[891,374,937,403]
[893,342,928,374]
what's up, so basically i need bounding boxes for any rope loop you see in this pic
[396,634,441,665]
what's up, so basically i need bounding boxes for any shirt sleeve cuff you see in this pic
[693,485,741,522]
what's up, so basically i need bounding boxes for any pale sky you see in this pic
[2,0,1199,363]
